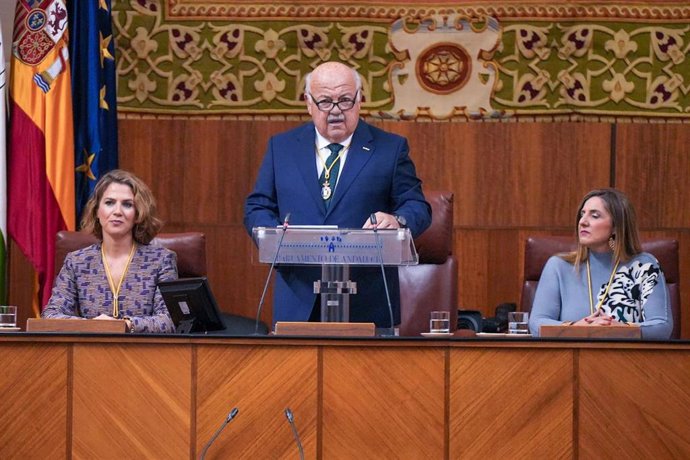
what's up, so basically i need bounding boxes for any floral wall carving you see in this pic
[114,0,690,120]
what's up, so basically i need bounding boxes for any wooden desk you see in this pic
[1,335,689,459]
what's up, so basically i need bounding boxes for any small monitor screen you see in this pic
[158,277,226,334]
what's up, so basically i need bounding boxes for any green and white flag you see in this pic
[0,23,7,303]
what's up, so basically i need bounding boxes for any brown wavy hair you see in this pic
[561,188,641,269]
[80,170,162,244]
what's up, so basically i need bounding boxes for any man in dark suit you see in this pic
[244,61,431,328]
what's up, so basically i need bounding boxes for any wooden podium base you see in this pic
[274,321,376,337]
[26,318,128,334]
[540,324,641,339]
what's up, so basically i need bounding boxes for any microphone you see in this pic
[370,213,395,336]
[284,408,305,460]
[254,213,291,334]
[199,406,239,460]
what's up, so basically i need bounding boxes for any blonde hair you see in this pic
[562,188,642,269]
[80,169,162,244]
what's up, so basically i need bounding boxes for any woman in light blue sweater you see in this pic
[529,189,672,339]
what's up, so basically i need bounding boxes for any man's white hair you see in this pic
[304,63,362,101]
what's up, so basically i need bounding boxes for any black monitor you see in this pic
[158,277,226,334]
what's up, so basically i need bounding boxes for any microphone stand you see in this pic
[284,408,305,460]
[254,213,291,334]
[199,407,239,460]
[370,214,395,337]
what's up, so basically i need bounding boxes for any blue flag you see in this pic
[69,0,119,224]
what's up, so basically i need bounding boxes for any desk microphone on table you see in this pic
[199,406,239,460]
[284,407,305,460]
[254,213,291,334]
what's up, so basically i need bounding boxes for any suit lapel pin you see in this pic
[363,146,370,151]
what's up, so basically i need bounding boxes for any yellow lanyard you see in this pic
[586,257,620,315]
[102,243,137,318]
[317,143,350,181]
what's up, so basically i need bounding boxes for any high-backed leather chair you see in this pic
[520,236,680,338]
[55,230,207,278]
[398,191,458,336]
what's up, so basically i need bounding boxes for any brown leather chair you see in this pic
[398,191,458,336]
[520,235,680,338]
[54,230,207,278]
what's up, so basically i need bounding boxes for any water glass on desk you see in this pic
[508,311,529,334]
[430,311,450,334]
[0,306,17,328]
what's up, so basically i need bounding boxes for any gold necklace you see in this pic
[317,143,349,200]
[586,256,620,315]
[102,243,137,318]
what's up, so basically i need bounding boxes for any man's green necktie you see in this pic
[319,143,343,209]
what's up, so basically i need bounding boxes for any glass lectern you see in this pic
[252,226,419,324]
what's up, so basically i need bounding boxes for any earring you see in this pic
[608,235,616,251]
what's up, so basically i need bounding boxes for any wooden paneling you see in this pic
[2,337,690,458]
[579,349,690,458]
[680,232,690,338]
[379,121,611,227]
[455,229,521,314]
[9,117,689,337]
[118,118,304,324]
[7,240,36,328]
[0,344,68,459]
[114,118,686,336]
[115,119,621,330]
[119,119,301,227]
[196,344,318,458]
[72,344,192,459]
[322,346,446,458]
[120,117,277,224]
[616,123,690,338]
[450,348,574,458]
[189,225,272,322]
[616,124,690,229]
[457,229,574,318]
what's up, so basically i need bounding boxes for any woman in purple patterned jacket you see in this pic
[43,170,177,333]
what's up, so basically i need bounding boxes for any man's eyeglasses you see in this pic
[309,90,359,112]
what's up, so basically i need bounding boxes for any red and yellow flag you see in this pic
[8,0,76,311]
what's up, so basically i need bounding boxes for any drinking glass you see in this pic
[507,311,529,334]
[429,311,450,334]
[0,306,17,328]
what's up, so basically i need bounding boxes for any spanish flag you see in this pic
[8,0,76,311]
